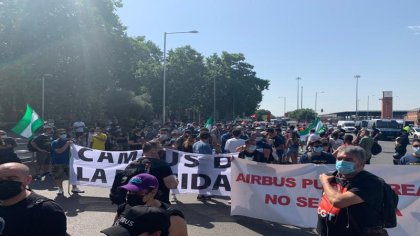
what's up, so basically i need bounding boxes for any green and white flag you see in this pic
[299,117,324,141]
[12,105,44,138]
[205,117,213,130]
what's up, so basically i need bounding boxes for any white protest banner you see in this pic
[69,145,233,196]
[230,158,420,236]
[165,149,232,196]
[69,145,143,187]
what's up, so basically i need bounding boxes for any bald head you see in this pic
[0,163,31,183]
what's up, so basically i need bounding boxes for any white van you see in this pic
[337,120,356,133]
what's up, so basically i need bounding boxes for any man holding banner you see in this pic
[51,129,84,195]
[317,146,394,236]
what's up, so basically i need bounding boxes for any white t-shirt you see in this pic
[224,137,245,153]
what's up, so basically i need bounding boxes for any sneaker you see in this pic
[57,189,64,195]
[71,187,85,194]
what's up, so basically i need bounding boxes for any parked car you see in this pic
[337,120,356,133]
[411,127,420,139]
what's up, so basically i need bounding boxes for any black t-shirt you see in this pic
[148,158,174,204]
[117,202,184,236]
[0,138,19,164]
[0,138,16,151]
[238,150,265,163]
[0,191,67,236]
[129,134,144,150]
[0,153,21,165]
[317,171,384,236]
[33,134,53,152]
[272,135,286,157]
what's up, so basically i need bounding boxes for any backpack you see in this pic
[334,171,399,229]
[27,136,37,152]
[379,178,399,228]
[109,157,152,205]
[371,141,382,155]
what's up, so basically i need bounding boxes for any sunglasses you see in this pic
[413,145,420,148]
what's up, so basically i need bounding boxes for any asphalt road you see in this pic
[22,140,399,236]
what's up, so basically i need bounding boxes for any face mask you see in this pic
[248,145,257,151]
[336,160,355,175]
[255,137,263,142]
[413,147,420,155]
[159,135,168,140]
[59,134,67,139]
[0,180,23,200]
[313,146,323,153]
[126,193,147,206]
[1,135,7,139]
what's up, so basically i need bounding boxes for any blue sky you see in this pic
[116,0,420,117]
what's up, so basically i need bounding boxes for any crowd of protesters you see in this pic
[0,118,418,235]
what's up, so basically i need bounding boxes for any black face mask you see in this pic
[0,180,23,200]
[126,194,146,206]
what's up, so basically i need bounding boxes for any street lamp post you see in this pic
[163,30,198,124]
[279,97,286,117]
[354,75,360,120]
[213,76,216,120]
[296,77,301,110]
[315,91,324,113]
[300,86,303,109]
[41,74,53,119]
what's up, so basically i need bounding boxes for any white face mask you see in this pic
[59,134,67,139]
[1,135,7,139]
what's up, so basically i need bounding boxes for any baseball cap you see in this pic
[120,173,159,193]
[100,206,170,236]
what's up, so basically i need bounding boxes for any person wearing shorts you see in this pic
[51,129,84,195]
[52,164,69,181]
[31,126,54,180]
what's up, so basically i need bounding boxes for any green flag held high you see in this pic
[12,105,44,138]
[205,117,213,130]
[299,117,323,141]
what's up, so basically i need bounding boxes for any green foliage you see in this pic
[287,109,316,122]
[103,88,153,125]
[0,0,269,125]
[255,109,272,121]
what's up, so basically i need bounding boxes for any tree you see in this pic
[0,0,270,125]
[166,46,207,121]
[287,109,316,122]
[204,52,270,121]
[0,0,136,124]
[255,109,272,121]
